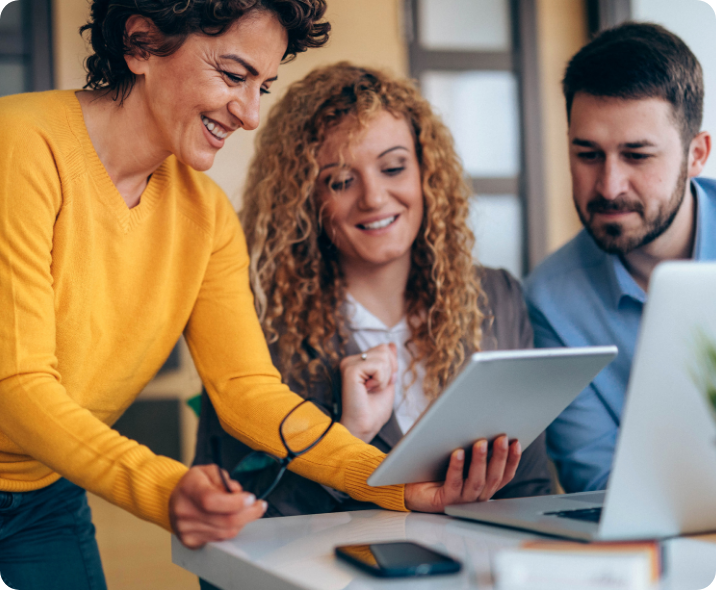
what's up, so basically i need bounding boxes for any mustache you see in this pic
[586,197,644,215]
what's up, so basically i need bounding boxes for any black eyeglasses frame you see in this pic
[211,396,339,501]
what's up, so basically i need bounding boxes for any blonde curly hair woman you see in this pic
[194,62,551,519]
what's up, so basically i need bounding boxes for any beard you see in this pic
[575,158,690,255]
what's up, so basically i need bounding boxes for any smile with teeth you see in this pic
[202,116,229,140]
[358,215,398,230]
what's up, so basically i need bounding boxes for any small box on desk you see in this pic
[494,540,661,590]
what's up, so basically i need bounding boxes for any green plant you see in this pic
[693,330,716,414]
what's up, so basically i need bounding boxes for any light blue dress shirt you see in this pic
[524,177,716,493]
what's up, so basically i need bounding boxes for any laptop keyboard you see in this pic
[544,507,602,523]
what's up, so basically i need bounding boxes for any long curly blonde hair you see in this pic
[241,62,484,399]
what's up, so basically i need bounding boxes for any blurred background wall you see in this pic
[632,0,716,179]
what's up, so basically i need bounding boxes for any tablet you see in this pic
[367,346,617,487]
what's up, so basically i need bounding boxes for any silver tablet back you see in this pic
[368,347,617,487]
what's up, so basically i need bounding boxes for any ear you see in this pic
[687,130,711,178]
[124,15,157,76]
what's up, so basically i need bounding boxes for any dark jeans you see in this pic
[0,478,107,590]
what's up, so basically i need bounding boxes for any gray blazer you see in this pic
[194,267,552,516]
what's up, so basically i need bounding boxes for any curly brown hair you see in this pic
[243,62,485,400]
[80,0,330,102]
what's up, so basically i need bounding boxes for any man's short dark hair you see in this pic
[563,22,703,144]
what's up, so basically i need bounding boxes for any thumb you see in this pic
[388,342,398,372]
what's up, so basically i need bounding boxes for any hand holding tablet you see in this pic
[369,347,617,488]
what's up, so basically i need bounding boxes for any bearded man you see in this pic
[524,22,715,493]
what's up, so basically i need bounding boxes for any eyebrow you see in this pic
[572,138,657,149]
[378,145,409,158]
[318,146,410,173]
[219,54,278,83]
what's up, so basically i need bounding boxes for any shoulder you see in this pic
[162,158,239,238]
[523,229,606,306]
[0,90,76,137]
[525,230,600,287]
[478,266,523,301]
[0,91,80,158]
[0,92,80,210]
[0,90,64,120]
[477,266,532,351]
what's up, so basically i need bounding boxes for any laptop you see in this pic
[367,346,617,487]
[446,261,716,541]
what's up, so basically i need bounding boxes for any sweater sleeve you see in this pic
[0,124,187,530]
[183,197,406,512]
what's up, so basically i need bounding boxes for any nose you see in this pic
[358,173,388,210]
[227,89,261,132]
[595,155,629,200]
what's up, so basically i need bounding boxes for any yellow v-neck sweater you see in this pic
[0,90,405,531]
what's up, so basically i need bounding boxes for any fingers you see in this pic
[341,344,397,392]
[192,466,254,515]
[339,343,397,442]
[441,448,467,504]
[402,450,467,513]
[205,463,241,491]
[462,439,488,500]
[499,440,522,490]
[478,435,510,501]
[387,342,398,375]
[453,436,522,503]
[403,436,523,513]
[170,465,268,549]
[176,492,262,531]
[175,499,267,549]
[212,464,240,494]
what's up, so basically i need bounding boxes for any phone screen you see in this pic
[335,541,462,577]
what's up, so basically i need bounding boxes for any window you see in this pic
[0,0,53,97]
[586,0,631,35]
[407,0,546,276]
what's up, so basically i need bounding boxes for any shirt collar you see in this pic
[692,177,716,261]
[609,254,646,308]
[607,178,714,308]
[344,293,408,333]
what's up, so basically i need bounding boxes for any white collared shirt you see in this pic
[344,294,429,434]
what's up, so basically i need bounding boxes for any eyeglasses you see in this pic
[211,396,339,500]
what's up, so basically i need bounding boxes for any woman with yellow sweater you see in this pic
[0,1,500,589]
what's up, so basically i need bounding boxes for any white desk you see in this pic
[172,510,716,590]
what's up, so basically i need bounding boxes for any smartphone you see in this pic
[335,541,462,578]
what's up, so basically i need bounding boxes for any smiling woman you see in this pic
[0,2,366,590]
[75,0,330,206]
[195,63,553,533]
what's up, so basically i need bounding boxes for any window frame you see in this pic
[587,0,631,36]
[405,0,547,273]
[0,0,54,93]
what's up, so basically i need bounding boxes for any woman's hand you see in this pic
[169,464,267,549]
[339,343,398,442]
[403,435,521,512]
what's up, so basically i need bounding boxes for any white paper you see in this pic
[494,549,653,590]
